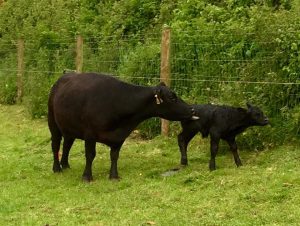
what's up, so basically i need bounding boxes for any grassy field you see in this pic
[1,104,300,226]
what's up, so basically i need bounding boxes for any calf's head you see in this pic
[153,82,198,121]
[247,103,269,126]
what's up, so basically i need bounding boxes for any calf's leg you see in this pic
[226,138,242,167]
[209,136,220,171]
[177,129,197,165]
[82,140,96,182]
[60,137,75,169]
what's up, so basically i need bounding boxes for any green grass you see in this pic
[1,104,300,226]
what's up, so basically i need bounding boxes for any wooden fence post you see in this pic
[16,39,24,103]
[76,35,83,73]
[160,26,171,136]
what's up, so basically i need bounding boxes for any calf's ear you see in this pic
[246,102,253,109]
[246,102,254,113]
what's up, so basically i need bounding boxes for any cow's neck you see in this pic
[117,85,156,123]
[134,94,157,121]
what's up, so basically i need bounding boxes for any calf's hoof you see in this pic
[236,162,243,167]
[109,174,120,181]
[109,178,120,182]
[209,163,216,171]
[181,159,188,166]
[82,175,93,182]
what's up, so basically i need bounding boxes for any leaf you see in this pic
[291,43,297,51]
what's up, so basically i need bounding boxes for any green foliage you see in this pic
[0,0,299,144]
[118,41,161,84]
[136,118,161,139]
[168,2,300,145]
[25,73,51,118]
[0,50,17,104]
[0,76,17,105]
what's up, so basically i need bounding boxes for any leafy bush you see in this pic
[0,0,299,144]
[0,76,17,105]
[0,51,17,105]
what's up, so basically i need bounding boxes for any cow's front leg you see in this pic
[82,140,96,182]
[209,136,220,171]
[227,138,242,167]
[109,144,122,180]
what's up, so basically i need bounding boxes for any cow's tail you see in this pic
[48,84,62,172]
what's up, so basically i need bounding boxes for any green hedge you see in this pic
[0,0,299,146]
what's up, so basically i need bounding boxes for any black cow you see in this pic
[48,72,199,181]
[178,103,269,171]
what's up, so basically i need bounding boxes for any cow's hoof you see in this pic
[53,164,62,173]
[61,163,70,169]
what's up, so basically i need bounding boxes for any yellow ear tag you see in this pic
[155,94,161,104]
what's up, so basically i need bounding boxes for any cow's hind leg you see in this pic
[51,132,62,173]
[82,140,96,182]
[177,129,197,165]
[209,136,220,171]
[48,109,62,173]
[109,143,123,180]
[60,137,75,169]
[226,138,242,167]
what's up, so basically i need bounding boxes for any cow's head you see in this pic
[153,82,199,121]
[246,102,269,126]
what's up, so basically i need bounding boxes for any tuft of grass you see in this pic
[0,104,300,225]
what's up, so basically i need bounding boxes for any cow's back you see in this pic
[49,73,126,138]
[48,72,156,141]
[50,72,121,116]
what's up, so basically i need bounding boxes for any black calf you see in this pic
[178,103,269,170]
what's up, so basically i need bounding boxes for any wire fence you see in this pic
[0,27,299,140]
